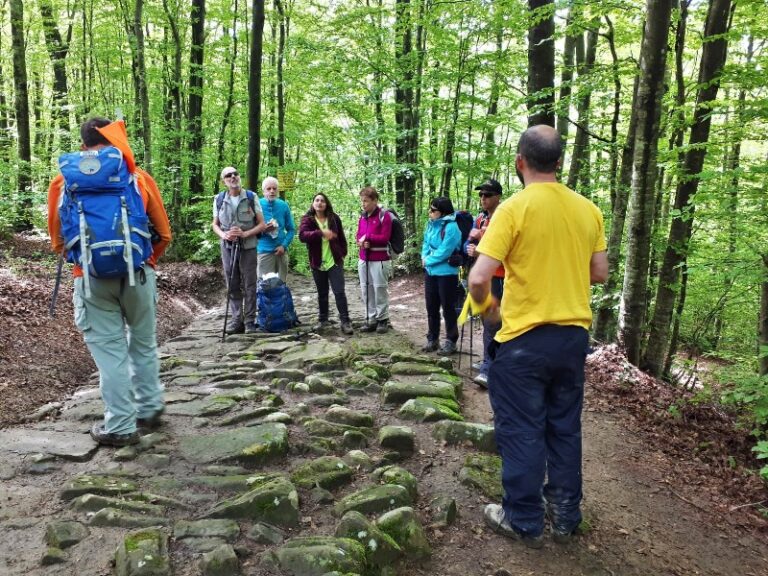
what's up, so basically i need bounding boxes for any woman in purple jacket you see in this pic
[299,193,354,335]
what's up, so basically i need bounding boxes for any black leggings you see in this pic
[424,273,459,343]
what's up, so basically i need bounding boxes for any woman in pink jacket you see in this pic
[355,186,392,333]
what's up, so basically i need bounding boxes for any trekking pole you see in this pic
[458,322,465,369]
[365,247,370,327]
[49,253,64,318]
[469,312,474,378]
[221,239,241,342]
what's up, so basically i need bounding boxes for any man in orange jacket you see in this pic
[48,117,172,447]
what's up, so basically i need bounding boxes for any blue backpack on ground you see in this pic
[58,146,152,297]
[257,276,299,332]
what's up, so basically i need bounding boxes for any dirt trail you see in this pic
[0,249,765,575]
[389,274,768,576]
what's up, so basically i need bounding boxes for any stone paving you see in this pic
[0,275,501,576]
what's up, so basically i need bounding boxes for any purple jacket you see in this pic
[298,212,348,270]
[356,206,392,262]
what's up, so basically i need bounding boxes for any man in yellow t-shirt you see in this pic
[468,125,608,547]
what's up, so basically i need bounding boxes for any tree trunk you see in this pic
[566,28,598,192]
[439,35,467,199]
[394,0,418,236]
[556,6,576,150]
[760,253,768,377]
[617,0,674,366]
[161,0,183,230]
[593,74,639,342]
[132,0,152,169]
[642,0,734,376]
[275,0,286,171]
[247,0,266,191]
[9,0,33,230]
[216,0,240,196]
[38,0,72,151]
[527,0,555,127]
[187,0,206,210]
[482,25,503,174]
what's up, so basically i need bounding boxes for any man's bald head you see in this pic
[518,125,562,173]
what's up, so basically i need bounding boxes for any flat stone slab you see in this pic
[277,341,347,369]
[290,456,354,490]
[389,362,448,376]
[380,381,457,404]
[204,473,299,528]
[261,536,366,576]
[0,429,97,462]
[114,527,171,576]
[165,397,237,417]
[178,423,288,465]
[332,484,412,517]
[432,420,496,452]
[60,475,139,501]
[398,397,463,422]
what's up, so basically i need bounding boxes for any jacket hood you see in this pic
[95,120,136,173]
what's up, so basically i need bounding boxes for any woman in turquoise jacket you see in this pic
[421,196,462,355]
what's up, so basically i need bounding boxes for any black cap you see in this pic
[474,178,502,195]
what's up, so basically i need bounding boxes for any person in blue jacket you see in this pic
[420,196,462,355]
[258,176,296,281]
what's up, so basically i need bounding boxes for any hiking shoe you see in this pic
[484,504,544,549]
[375,320,390,334]
[421,340,438,353]
[545,503,580,544]
[90,423,140,447]
[473,372,489,388]
[225,321,244,335]
[136,407,165,432]
[472,361,485,371]
[313,320,332,331]
[361,321,377,333]
[245,321,260,334]
[437,340,457,356]
[340,321,354,335]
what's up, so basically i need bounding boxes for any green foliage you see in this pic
[718,364,768,434]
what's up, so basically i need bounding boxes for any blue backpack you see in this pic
[257,276,299,332]
[58,146,152,297]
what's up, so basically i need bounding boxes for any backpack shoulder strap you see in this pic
[245,190,256,213]
[216,191,226,213]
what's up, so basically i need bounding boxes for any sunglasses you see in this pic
[224,171,239,179]
[478,192,496,198]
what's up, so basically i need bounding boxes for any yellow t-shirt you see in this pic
[477,182,607,342]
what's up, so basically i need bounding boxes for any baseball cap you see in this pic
[474,178,502,195]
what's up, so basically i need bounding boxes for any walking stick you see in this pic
[49,253,64,318]
[365,247,370,327]
[221,239,241,342]
[469,312,474,378]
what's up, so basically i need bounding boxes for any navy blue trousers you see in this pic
[488,324,589,537]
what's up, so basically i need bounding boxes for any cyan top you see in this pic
[258,197,296,253]
[421,213,461,276]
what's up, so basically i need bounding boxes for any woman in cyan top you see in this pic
[298,193,354,335]
[420,196,462,355]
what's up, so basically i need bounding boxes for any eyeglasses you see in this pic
[224,171,239,179]
[429,207,438,212]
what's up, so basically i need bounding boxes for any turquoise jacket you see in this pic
[258,197,296,253]
[421,213,461,276]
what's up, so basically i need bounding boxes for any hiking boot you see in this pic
[437,340,457,356]
[545,503,580,544]
[472,361,485,371]
[421,340,438,353]
[225,321,244,335]
[484,504,544,549]
[136,407,165,432]
[245,321,260,334]
[313,320,332,332]
[340,321,354,335]
[361,321,377,333]
[473,372,489,388]
[375,320,390,334]
[90,423,140,447]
